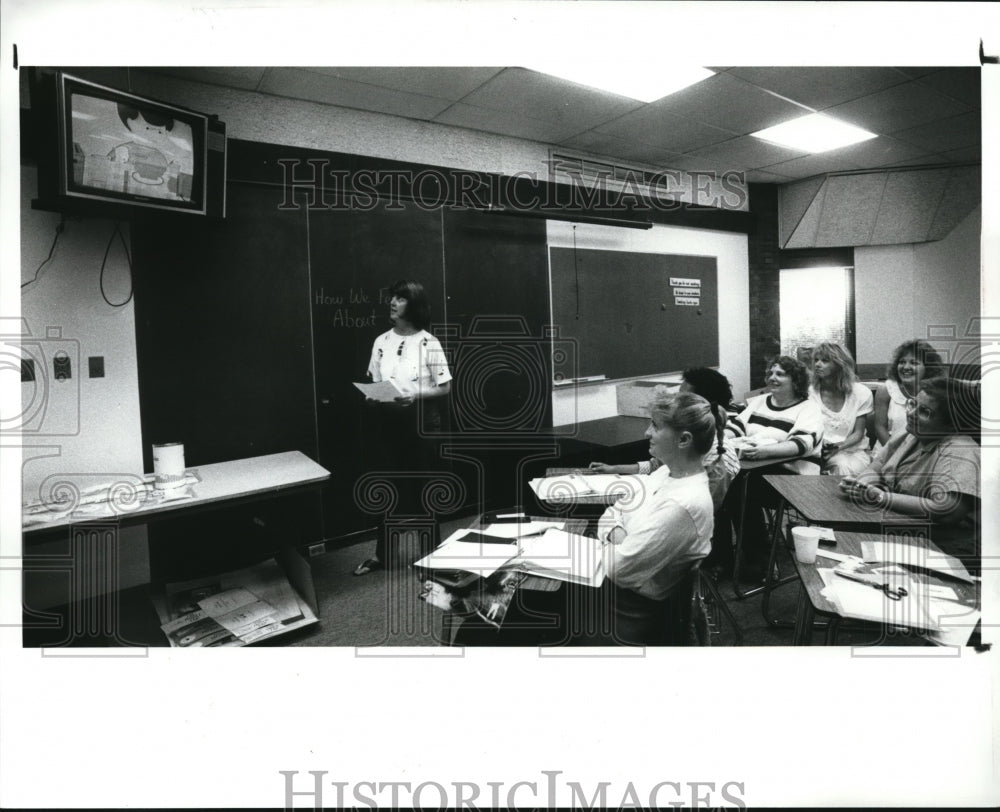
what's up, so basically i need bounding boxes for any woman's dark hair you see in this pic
[116,104,175,131]
[767,355,810,400]
[917,376,958,432]
[887,339,945,383]
[682,367,735,411]
[389,279,431,330]
[651,391,726,457]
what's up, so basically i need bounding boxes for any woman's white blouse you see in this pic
[367,329,452,397]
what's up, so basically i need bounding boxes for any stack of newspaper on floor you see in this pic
[153,557,317,647]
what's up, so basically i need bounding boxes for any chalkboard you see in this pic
[549,247,718,382]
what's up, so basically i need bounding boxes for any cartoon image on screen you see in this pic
[69,93,196,203]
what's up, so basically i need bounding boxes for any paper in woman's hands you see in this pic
[353,379,403,403]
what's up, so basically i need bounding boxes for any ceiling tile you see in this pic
[646,72,808,132]
[595,106,736,153]
[141,66,267,91]
[893,67,945,79]
[299,67,503,101]
[913,68,981,108]
[939,144,982,163]
[681,134,807,171]
[891,111,981,152]
[762,151,864,180]
[727,67,909,110]
[830,136,935,170]
[434,103,580,143]
[824,81,971,134]
[457,68,643,130]
[259,67,452,119]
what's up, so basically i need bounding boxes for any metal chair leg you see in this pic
[699,570,743,646]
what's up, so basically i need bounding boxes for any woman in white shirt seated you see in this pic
[597,391,722,645]
[588,366,739,510]
[872,339,944,450]
[808,341,874,476]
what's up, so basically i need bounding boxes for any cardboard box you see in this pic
[152,548,318,647]
[616,380,678,418]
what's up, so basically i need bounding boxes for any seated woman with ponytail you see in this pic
[588,367,740,510]
[596,392,723,645]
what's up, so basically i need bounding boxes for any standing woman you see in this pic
[873,339,944,449]
[353,280,452,576]
[809,341,873,476]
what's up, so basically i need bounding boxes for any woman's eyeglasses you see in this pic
[905,398,934,420]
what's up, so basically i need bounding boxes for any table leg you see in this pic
[760,501,800,624]
[731,472,753,599]
[793,584,814,645]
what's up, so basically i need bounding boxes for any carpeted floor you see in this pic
[284,512,921,648]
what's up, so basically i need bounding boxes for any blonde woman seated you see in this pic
[808,341,873,476]
[596,392,722,646]
[588,367,739,510]
[873,339,944,449]
[839,377,980,570]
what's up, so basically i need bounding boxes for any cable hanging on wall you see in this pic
[100,221,134,307]
[21,214,66,290]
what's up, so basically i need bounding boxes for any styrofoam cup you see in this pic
[791,526,823,564]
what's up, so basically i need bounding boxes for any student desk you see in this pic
[758,474,929,628]
[22,451,330,647]
[788,531,979,645]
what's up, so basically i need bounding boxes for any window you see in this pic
[779,259,856,362]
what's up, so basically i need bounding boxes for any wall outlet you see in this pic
[53,353,71,380]
[307,542,326,558]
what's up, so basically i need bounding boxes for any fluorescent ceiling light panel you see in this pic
[525,64,714,103]
[751,113,877,153]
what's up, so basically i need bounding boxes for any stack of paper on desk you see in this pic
[510,528,605,587]
[413,529,520,577]
[529,473,646,502]
[819,566,936,631]
[860,539,974,583]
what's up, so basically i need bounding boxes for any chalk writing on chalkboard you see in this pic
[314,286,396,328]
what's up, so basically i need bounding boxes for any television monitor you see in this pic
[33,71,226,218]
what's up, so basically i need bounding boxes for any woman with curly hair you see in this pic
[873,339,944,449]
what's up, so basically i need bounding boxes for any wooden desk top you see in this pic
[763,474,926,529]
[23,451,330,535]
[793,531,979,620]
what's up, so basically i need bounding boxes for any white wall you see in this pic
[547,220,750,425]
[19,166,148,601]
[855,205,981,366]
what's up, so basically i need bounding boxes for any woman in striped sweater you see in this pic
[724,356,825,581]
